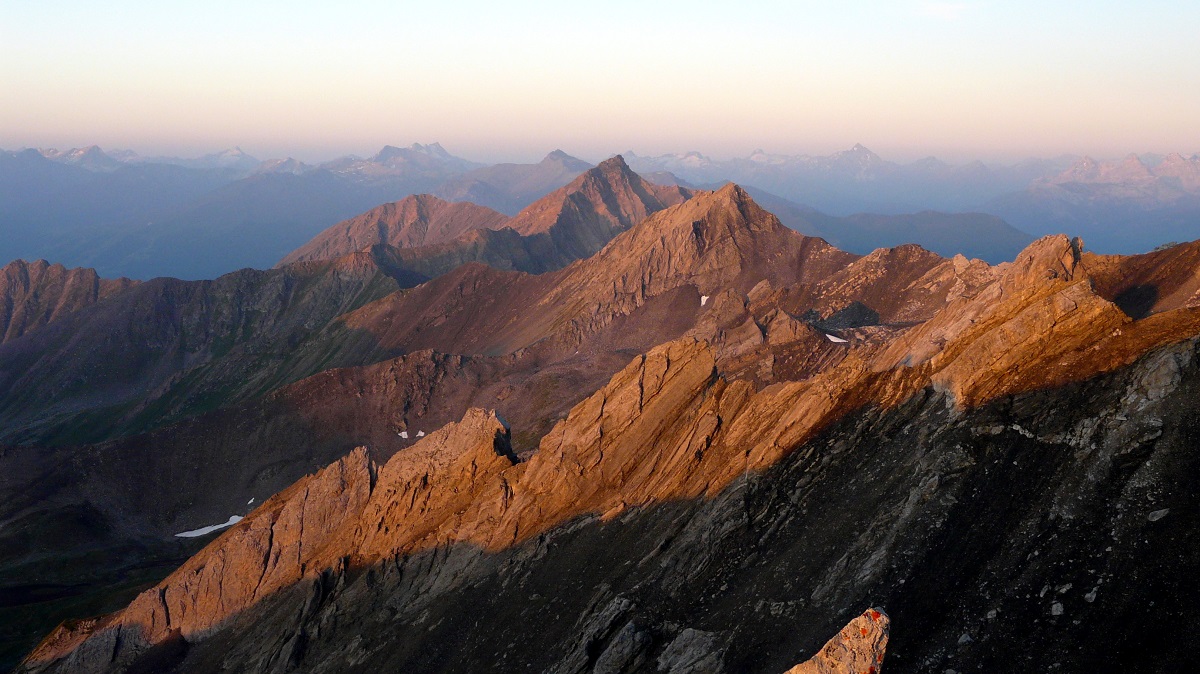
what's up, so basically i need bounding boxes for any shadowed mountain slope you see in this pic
[23,230,1200,671]
[0,259,136,344]
[742,186,1034,263]
[0,186,994,666]
[0,254,399,445]
[280,155,694,280]
[505,154,692,259]
[14,173,1200,672]
[277,194,509,266]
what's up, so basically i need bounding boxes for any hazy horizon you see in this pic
[8,139,1200,170]
[4,1,1197,166]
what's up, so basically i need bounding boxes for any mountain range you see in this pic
[624,144,1080,214]
[6,142,1200,280]
[4,158,1200,671]
[986,153,1200,253]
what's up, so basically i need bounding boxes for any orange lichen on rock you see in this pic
[783,608,890,674]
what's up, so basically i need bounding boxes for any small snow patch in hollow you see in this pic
[398,431,409,439]
[247,498,255,505]
[700,295,709,306]
[1148,508,1169,522]
[175,515,243,538]
[416,430,425,437]
[825,333,849,343]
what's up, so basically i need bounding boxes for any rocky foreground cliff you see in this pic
[18,230,1200,673]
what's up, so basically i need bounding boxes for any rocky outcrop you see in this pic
[0,259,135,344]
[506,155,692,260]
[22,410,515,671]
[865,234,1200,406]
[785,609,888,674]
[278,194,509,265]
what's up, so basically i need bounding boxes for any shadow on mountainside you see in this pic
[21,337,1200,674]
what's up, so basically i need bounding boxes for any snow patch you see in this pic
[398,431,409,439]
[175,515,243,538]
[247,498,255,505]
[416,430,425,437]
[700,295,709,306]
[825,333,849,343]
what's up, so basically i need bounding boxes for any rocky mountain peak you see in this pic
[278,194,509,265]
[983,234,1083,301]
[839,143,882,162]
[38,145,121,171]
[656,182,776,243]
[371,144,406,163]
[504,154,691,256]
[252,156,310,175]
[593,153,635,177]
[536,184,854,324]
[539,149,590,168]
[409,141,451,158]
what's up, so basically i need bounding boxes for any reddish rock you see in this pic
[0,259,135,344]
[278,194,509,265]
[784,609,889,674]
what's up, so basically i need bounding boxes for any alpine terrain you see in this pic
[4,167,1200,674]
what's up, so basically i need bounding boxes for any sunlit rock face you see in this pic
[14,192,1200,673]
[785,609,889,674]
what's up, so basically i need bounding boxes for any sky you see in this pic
[2,0,1198,164]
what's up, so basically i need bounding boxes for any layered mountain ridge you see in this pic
[277,195,510,266]
[0,156,687,446]
[0,259,136,344]
[10,141,1198,282]
[281,155,693,276]
[20,224,1200,671]
[8,167,1200,672]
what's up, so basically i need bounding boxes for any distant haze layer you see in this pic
[2,1,1198,163]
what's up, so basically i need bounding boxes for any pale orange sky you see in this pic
[2,1,1197,164]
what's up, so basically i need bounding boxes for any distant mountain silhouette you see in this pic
[436,150,594,214]
[626,145,1078,214]
[743,186,1034,263]
[985,153,1200,253]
